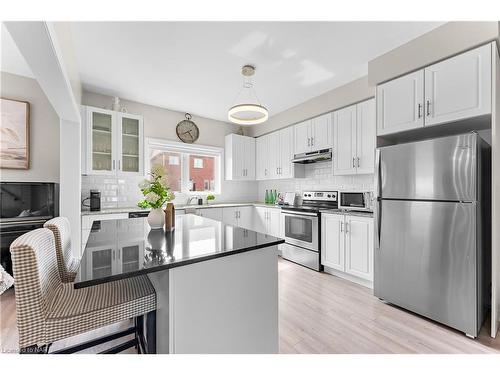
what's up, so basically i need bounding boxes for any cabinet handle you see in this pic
[118,160,121,170]
[352,157,356,168]
[307,138,310,147]
[112,160,115,170]
[311,137,314,146]
[112,249,115,260]
[265,168,267,176]
[340,221,343,232]
[345,222,349,233]
[357,157,360,168]
[426,100,431,116]
[417,103,422,118]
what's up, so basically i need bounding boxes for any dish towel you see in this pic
[0,264,14,295]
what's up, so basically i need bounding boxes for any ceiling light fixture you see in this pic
[228,65,268,125]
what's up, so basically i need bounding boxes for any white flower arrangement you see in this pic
[137,164,175,209]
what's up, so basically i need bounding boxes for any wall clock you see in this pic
[176,113,199,144]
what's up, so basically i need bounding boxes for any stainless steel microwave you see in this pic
[338,191,373,212]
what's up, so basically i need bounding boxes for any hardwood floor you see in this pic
[278,259,500,354]
[1,258,500,354]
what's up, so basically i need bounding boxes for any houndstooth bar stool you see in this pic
[10,228,157,354]
[43,217,79,283]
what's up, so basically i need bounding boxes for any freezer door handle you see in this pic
[374,149,381,250]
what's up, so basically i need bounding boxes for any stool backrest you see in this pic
[44,217,73,282]
[10,228,61,347]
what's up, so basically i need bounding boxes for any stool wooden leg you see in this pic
[146,310,156,354]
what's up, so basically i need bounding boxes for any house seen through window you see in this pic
[147,139,221,194]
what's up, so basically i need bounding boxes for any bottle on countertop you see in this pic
[273,190,278,205]
[265,189,270,204]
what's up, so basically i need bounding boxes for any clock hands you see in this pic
[182,129,195,140]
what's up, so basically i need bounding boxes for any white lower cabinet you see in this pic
[195,207,223,221]
[254,206,282,237]
[321,213,374,285]
[321,213,345,271]
[222,206,253,230]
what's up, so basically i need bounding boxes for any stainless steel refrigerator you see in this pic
[374,132,491,338]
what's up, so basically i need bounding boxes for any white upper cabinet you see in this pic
[82,106,144,176]
[333,104,357,175]
[333,99,375,176]
[376,70,424,136]
[376,43,492,136]
[293,115,332,155]
[293,120,311,155]
[278,126,296,179]
[311,113,333,151]
[424,43,491,126]
[356,99,376,175]
[225,134,255,181]
[255,126,304,181]
[118,113,144,175]
[268,131,281,179]
[256,134,270,180]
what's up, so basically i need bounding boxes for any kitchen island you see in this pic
[75,214,283,354]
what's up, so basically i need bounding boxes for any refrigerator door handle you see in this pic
[374,149,381,250]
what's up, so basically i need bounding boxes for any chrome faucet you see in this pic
[186,196,201,205]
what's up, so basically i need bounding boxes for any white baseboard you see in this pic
[323,266,373,289]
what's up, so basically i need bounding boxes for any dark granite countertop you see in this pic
[75,214,284,289]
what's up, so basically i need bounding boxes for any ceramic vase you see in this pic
[147,208,165,229]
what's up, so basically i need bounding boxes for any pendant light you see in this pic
[228,65,268,125]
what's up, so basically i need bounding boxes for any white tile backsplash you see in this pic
[81,175,144,209]
[82,174,260,209]
[257,161,374,201]
[82,162,367,208]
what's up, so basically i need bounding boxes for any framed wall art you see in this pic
[0,98,30,169]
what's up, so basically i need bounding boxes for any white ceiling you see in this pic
[2,22,443,122]
[1,23,34,78]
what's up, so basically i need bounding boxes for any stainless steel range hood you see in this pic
[291,148,332,164]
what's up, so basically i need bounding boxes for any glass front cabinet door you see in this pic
[83,106,144,176]
[118,113,144,175]
[87,107,116,174]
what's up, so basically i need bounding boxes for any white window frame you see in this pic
[146,138,222,195]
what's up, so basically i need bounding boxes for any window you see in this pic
[146,138,222,194]
[150,150,182,191]
[193,158,204,168]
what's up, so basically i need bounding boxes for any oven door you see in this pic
[282,210,318,251]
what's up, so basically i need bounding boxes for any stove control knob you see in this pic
[327,194,331,198]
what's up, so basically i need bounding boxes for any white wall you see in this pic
[81,91,259,206]
[0,72,60,182]
[368,21,500,85]
[50,22,83,105]
[82,91,244,147]
[249,76,374,137]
